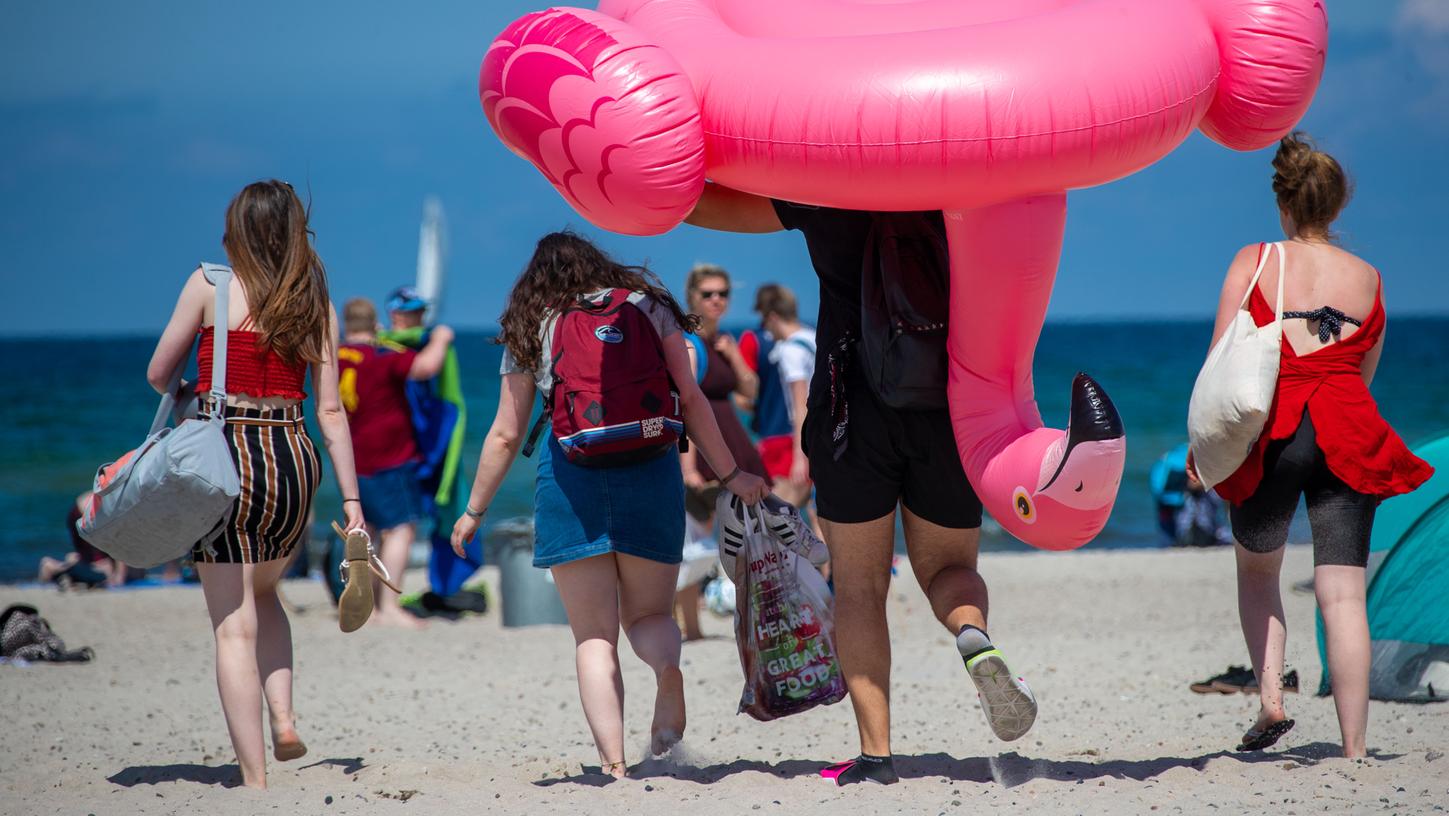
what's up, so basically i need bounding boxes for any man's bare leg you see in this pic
[902,507,1035,742]
[820,513,896,757]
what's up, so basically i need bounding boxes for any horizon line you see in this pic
[4,311,1449,342]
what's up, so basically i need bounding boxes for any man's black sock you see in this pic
[824,753,899,786]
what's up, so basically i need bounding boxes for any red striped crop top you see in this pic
[195,324,308,400]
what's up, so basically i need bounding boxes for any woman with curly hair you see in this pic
[451,232,768,778]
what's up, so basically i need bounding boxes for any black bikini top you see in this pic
[1283,306,1362,342]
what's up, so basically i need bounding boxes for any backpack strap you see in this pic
[522,311,568,459]
[522,405,549,458]
[786,335,817,355]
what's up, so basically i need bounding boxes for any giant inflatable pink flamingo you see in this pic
[479,0,1328,550]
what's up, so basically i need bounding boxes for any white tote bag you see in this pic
[1188,242,1286,489]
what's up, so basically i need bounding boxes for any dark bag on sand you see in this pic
[0,605,94,663]
[859,212,951,410]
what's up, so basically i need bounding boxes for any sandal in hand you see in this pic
[332,522,401,633]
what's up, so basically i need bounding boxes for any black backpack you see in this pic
[859,212,951,410]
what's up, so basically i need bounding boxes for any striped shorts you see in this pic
[193,404,322,565]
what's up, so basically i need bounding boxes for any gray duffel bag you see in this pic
[76,264,241,567]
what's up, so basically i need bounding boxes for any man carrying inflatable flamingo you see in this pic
[478,0,1327,784]
[688,189,1036,784]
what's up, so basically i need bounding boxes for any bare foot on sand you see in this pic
[271,715,308,761]
[651,666,686,756]
[273,732,308,762]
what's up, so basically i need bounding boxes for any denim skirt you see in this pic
[532,432,685,568]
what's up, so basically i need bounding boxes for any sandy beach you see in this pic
[2,544,1445,815]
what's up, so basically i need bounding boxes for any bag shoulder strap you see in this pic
[1236,242,1276,311]
[1236,241,1287,319]
[146,264,233,435]
[1270,241,1287,325]
[199,263,233,413]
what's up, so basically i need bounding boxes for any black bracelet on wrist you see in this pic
[342,498,361,504]
[465,504,487,520]
[720,466,742,485]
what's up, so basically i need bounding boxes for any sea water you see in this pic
[3,319,1446,582]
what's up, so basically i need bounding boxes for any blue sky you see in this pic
[2,1,1447,336]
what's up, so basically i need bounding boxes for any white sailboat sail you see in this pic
[415,196,446,325]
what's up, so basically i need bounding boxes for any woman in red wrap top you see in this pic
[1213,247,1432,505]
[1192,134,1432,760]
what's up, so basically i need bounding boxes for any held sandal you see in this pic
[332,522,401,633]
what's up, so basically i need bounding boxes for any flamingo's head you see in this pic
[1004,374,1126,550]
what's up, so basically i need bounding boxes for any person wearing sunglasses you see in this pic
[678,265,769,604]
[680,264,767,496]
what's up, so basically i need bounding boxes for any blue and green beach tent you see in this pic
[1317,430,1449,701]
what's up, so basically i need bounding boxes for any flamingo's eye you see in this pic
[1012,487,1036,524]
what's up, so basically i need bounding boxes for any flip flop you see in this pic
[332,522,400,633]
[1236,718,1295,751]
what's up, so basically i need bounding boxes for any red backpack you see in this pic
[522,288,684,467]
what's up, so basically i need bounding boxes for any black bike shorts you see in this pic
[803,380,982,529]
[1229,411,1375,568]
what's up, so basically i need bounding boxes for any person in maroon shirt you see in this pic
[339,298,454,629]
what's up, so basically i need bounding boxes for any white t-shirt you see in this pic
[768,327,817,423]
[498,289,682,397]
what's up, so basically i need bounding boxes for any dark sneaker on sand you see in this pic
[1243,669,1299,695]
[1190,665,1255,694]
[1191,665,1252,693]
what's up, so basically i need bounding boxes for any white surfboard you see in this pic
[415,196,447,325]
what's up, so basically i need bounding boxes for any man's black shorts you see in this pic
[803,380,983,529]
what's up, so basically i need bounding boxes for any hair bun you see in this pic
[1271,130,1350,237]
[1272,132,1316,192]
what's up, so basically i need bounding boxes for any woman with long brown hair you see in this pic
[146,180,367,789]
[451,231,768,778]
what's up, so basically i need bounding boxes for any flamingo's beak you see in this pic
[1034,373,1125,512]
